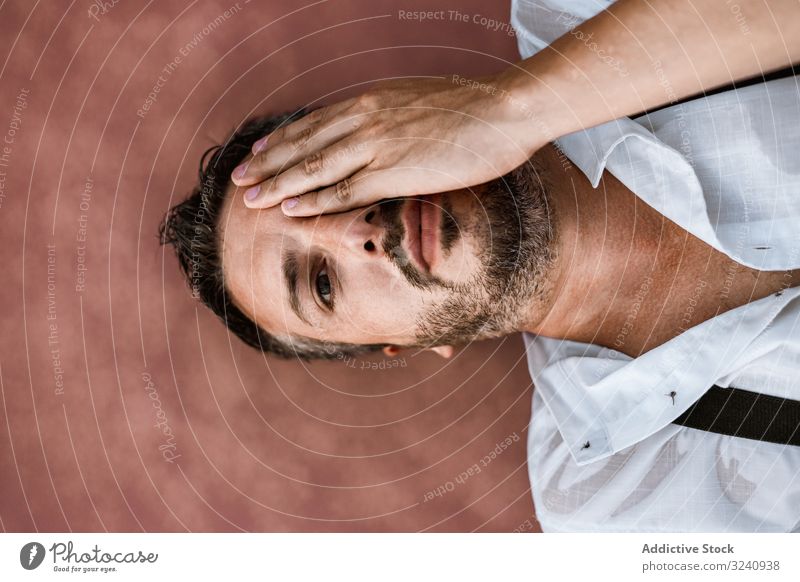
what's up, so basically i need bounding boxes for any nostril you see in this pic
[365,210,375,223]
[364,240,375,252]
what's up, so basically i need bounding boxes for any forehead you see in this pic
[219,180,303,339]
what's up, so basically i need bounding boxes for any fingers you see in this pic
[234,114,361,189]
[250,109,328,156]
[242,137,373,209]
[279,169,383,216]
[256,99,354,153]
[232,99,357,187]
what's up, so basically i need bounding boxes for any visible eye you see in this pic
[315,263,333,308]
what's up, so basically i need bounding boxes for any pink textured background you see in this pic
[0,0,539,532]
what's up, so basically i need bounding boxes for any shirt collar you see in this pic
[523,287,800,466]
[555,117,665,188]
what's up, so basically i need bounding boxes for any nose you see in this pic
[294,205,384,258]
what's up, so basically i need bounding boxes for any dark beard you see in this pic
[414,157,556,346]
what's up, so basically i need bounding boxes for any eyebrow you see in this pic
[282,249,313,326]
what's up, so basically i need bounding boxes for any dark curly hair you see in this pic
[159,111,387,360]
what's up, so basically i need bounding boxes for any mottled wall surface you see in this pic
[0,0,539,532]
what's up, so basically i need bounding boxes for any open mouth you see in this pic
[402,194,441,274]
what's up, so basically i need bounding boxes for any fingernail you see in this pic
[232,164,247,181]
[252,135,269,154]
[282,197,299,211]
[245,186,260,201]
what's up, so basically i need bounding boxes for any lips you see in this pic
[402,195,441,274]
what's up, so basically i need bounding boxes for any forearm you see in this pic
[502,0,800,144]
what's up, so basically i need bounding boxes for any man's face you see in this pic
[219,162,554,350]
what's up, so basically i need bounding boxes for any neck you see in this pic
[518,143,797,357]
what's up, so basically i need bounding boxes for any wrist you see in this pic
[494,59,575,152]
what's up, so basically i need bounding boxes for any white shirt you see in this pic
[511,0,800,532]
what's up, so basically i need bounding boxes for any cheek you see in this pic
[336,268,430,343]
[435,197,486,283]
[436,236,483,283]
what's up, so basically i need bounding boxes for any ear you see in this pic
[428,345,454,359]
[382,345,455,359]
[382,345,401,357]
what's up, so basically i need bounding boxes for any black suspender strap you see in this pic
[672,385,800,446]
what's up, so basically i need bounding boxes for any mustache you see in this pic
[377,198,453,291]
